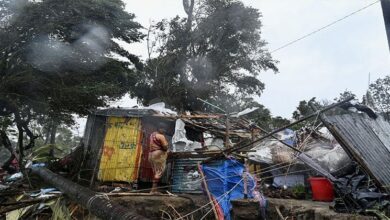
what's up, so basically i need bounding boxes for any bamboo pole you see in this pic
[197,163,219,220]
[203,97,354,163]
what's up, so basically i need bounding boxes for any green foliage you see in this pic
[49,198,72,220]
[270,116,291,130]
[134,0,278,111]
[291,184,306,199]
[334,90,356,102]
[291,97,322,130]
[292,98,320,121]
[0,0,143,119]
[0,0,143,160]
[28,125,80,161]
[290,91,357,130]
[369,75,390,113]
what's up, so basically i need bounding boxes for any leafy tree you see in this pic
[334,90,356,103]
[368,75,390,113]
[269,116,291,130]
[292,98,321,121]
[290,97,325,130]
[134,0,278,111]
[290,91,358,130]
[32,124,81,160]
[0,0,143,166]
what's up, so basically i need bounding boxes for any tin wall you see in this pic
[172,158,205,194]
[98,117,143,183]
[82,115,107,181]
[323,113,390,191]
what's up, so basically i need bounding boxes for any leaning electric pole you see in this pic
[381,0,390,53]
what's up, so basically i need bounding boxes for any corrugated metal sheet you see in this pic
[172,158,204,194]
[82,115,95,155]
[323,113,390,191]
[84,115,107,173]
[98,117,143,183]
[94,108,252,138]
[94,108,158,117]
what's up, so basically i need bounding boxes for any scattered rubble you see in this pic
[1,99,390,219]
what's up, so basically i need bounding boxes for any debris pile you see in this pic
[1,99,390,219]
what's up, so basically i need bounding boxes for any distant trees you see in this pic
[134,0,278,111]
[368,75,390,113]
[0,0,143,165]
[292,98,319,121]
[290,91,357,129]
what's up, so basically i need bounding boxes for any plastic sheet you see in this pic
[141,102,177,115]
[273,174,305,188]
[306,144,352,174]
[231,107,259,117]
[202,159,256,220]
[334,172,390,212]
[172,119,202,152]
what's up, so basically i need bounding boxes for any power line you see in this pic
[270,0,380,54]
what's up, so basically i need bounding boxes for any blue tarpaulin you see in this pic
[201,159,256,220]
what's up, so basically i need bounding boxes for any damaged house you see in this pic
[3,99,390,220]
[76,100,390,217]
[78,103,254,193]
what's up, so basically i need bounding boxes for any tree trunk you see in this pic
[49,122,57,157]
[30,167,149,220]
[44,127,50,144]
[0,130,15,171]
[16,125,24,170]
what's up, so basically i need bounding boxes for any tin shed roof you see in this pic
[322,113,390,191]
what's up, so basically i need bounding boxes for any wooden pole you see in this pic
[197,163,219,220]
[203,97,354,163]
[225,115,230,148]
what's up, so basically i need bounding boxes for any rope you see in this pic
[282,113,322,186]
[175,178,245,220]
[86,193,110,210]
[116,159,300,196]
[174,168,312,220]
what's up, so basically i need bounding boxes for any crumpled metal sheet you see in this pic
[323,113,390,192]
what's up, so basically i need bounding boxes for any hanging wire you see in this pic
[109,158,302,194]
[281,111,322,185]
[270,0,380,53]
[173,169,312,220]
[175,178,245,220]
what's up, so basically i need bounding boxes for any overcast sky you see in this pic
[116,0,390,118]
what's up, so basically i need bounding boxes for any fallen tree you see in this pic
[30,167,148,220]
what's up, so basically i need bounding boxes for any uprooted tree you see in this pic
[134,0,278,111]
[0,0,143,169]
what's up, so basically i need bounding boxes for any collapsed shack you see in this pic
[3,99,390,219]
[1,104,256,219]
[77,104,254,192]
